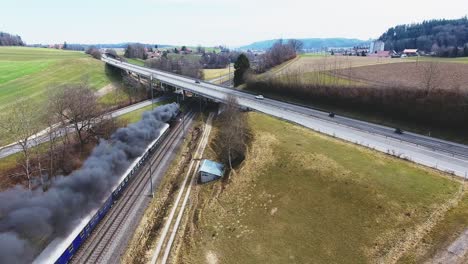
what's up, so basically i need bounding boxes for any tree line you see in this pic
[0,32,25,46]
[379,17,468,57]
[124,43,148,59]
[255,39,301,72]
[145,56,203,79]
[200,52,230,69]
[0,84,121,191]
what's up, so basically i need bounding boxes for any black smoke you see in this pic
[0,103,179,263]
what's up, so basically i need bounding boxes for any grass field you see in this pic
[0,47,114,145]
[167,53,201,63]
[299,52,328,57]
[187,46,222,53]
[0,47,111,109]
[408,56,468,64]
[202,65,232,81]
[126,58,145,66]
[179,112,462,263]
[398,191,468,263]
[273,70,363,86]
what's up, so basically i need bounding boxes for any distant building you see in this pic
[369,40,385,54]
[198,159,225,183]
[368,50,393,58]
[403,49,419,56]
[146,51,160,59]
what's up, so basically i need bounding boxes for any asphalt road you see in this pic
[0,98,165,159]
[103,56,468,177]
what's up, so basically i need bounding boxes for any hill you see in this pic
[379,17,468,56]
[29,43,173,51]
[240,38,368,51]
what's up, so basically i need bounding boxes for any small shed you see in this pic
[199,159,224,183]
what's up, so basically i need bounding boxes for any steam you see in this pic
[0,103,179,263]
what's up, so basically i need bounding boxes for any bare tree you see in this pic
[0,101,43,190]
[85,46,101,60]
[43,106,63,182]
[288,39,304,53]
[215,95,250,169]
[49,84,102,149]
[124,43,147,59]
[421,61,442,94]
[145,56,203,79]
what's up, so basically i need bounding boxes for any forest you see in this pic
[379,17,468,57]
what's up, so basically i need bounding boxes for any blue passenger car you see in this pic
[34,124,171,264]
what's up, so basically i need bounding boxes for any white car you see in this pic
[255,95,264,100]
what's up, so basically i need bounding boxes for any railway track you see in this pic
[71,111,195,264]
[151,113,214,264]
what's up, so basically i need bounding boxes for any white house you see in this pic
[369,40,385,54]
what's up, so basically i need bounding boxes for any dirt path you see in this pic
[380,186,465,264]
[95,83,117,97]
[427,229,468,264]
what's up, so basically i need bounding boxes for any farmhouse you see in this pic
[368,50,392,58]
[198,159,224,183]
[403,49,418,56]
[146,51,160,59]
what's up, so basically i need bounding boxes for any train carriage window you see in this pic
[79,230,85,239]
[68,244,74,253]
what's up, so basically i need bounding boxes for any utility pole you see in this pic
[149,163,154,198]
[146,130,154,198]
[182,108,186,137]
[150,75,154,110]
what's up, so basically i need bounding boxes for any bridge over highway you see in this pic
[103,55,468,177]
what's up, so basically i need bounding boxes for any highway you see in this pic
[103,55,468,177]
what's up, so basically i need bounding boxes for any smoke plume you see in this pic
[0,103,179,263]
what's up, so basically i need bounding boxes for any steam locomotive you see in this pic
[34,124,170,264]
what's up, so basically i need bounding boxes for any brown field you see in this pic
[277,55,405,75]
[334,62,468,90]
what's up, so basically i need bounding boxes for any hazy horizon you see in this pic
[2,0,467,47]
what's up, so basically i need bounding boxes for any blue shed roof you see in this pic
[199,159,224,177]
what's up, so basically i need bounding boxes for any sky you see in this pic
[1,0,467,47]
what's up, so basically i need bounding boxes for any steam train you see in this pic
[34,123,171,264]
